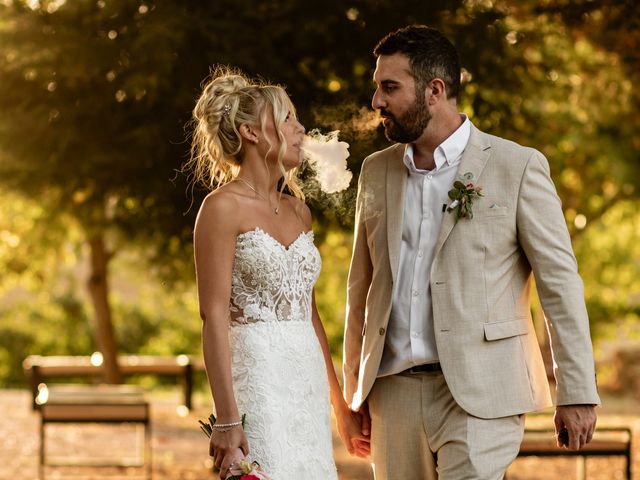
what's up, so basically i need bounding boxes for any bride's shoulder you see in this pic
[195,186,245,233]
[199,187,236,215]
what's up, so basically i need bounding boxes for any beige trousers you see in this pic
[368,371,524,480]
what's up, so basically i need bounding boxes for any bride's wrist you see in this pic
[329,389,348,407]
[213,419,243,430]
[213,409,241,425]
[213,423,243,434]
[332,399,352,417]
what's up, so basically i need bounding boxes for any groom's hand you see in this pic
[359,401,371,437]
[335,402,371,458]
[351,401,371,458]
[554,404,597,450]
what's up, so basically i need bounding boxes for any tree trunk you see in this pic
[86,233,122,383]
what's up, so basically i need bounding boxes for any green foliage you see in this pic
[110,286,201,356]
[456,2,638,239]
[574,201,640,339]
[0,0,199,282]
[0,190,202,387]
[0,192,82,295]
[0,290,94,386]
[0,264,202,387]
[314,228,352,358]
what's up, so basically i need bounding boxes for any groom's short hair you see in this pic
[374,25,461,100]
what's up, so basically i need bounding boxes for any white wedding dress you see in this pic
[227,227,338,479]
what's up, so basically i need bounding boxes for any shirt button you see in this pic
[411,332,419,338]
[418,250,423,258]
[427,175,433,180]
[379,327,385,335]
[412,290,419,297]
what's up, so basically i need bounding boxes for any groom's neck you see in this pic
[412,107,463,171]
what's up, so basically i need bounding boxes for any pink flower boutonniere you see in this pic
[447,172,484,221]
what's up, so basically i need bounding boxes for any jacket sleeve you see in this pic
[516,150,600,406]
[342,160,374,404]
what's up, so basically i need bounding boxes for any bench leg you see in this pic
[182,364,193,410]
[146,417,152,480]
[576,456,586,480]
[39,416,45,480]
[31,366,41,410]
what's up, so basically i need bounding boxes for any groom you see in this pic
[342,25,600,479]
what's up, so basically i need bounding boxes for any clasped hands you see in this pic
[335,400,372,458]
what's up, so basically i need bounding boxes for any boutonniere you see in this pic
[447,172,484,221]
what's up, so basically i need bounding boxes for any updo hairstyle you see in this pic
[187,66,304,199]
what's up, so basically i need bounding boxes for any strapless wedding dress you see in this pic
[227,227,337,479]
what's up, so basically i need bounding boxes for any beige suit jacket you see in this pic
[343,124,600,419]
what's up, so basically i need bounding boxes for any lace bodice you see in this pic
[230,227,321,325]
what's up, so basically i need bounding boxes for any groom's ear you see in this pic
[427,78,447,105]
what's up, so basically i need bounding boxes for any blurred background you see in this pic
[0,0,638,477]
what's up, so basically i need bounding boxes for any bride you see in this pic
[187,67,370,479]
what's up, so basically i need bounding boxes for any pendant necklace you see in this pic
[236,177,280,215]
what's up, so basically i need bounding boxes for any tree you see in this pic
[501,0,640,237]
[0,0,201,381]
[1,0,638,378]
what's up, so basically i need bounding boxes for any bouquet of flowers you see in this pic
[224,458,271,480]
[199,414,272,480]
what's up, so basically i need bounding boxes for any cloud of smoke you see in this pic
[312,105,381,141]
[297,105,382,226]
[302,129,352,194]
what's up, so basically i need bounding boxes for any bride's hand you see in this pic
[219,447,245,480]
[334,402,371,458]
[209,426,249,477]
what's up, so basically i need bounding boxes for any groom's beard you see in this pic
[380,93,431,144]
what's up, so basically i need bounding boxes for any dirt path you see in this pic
[1,388,637,479]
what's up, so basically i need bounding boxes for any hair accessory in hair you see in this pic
[222,104,231,116]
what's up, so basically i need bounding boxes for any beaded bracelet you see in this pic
[199,413,247,436]
[212,419,243,432]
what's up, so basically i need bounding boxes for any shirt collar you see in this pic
[403,114,471,174]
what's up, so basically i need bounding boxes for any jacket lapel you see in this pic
[433,125,491,258]
[386,146,407,283]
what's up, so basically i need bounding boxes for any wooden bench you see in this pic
[23,354,205,410]
[38,384,151,479]
[511,427,632,480]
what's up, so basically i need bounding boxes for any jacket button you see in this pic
[379,327,385,335]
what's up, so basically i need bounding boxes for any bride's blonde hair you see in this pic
[186,66,304,200]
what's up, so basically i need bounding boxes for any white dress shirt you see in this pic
[378,115,471,377]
